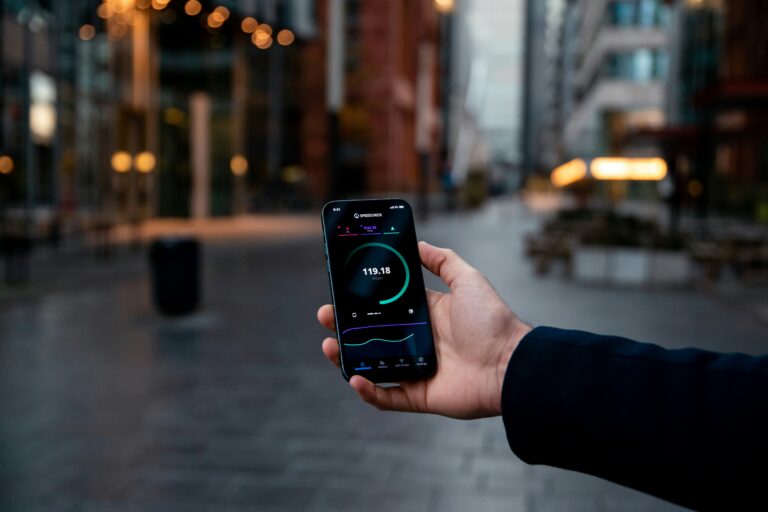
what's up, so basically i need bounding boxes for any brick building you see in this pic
[301,0,443,200]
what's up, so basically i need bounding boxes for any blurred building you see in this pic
[304,0,444,199]
[521,0,568,175]
[1,1,80,233]
[1,0,448,242]
[529,0,768,223]
[461,0,525,190]
[653,0,768,221]
[561,0,670,159]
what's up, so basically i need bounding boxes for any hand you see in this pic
[317,241,531,419]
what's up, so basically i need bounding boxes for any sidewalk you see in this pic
[1,198,765,512]
[0,214,320,303]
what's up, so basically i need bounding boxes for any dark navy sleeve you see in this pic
[501,326,768,511]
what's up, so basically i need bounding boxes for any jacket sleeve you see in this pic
[501,326,768,511]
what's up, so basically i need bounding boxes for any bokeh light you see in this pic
[79,24,96,41]
[97,3,114,19]
[135,151,156,173]
[184,0,201,16]
[230,155,248,176]
[207,11,225,28]
[434,0,455,13]
[0,155,14,175]
[241,16,258,33]
[277,29,295,46]
[111,151,132,173]
[213,6,230,20]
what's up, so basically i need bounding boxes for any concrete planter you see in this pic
[573,247,609,283]
[650,250,691,286]
[609,248,650,287]
[574,246,690,287]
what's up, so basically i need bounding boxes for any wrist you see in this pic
[491,317,532,416]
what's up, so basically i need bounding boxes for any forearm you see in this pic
[501,326,768,510]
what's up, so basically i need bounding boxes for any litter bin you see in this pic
[149,237,200,315]
[2,235,31,286]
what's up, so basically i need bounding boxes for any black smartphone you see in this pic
[321,198,437,383]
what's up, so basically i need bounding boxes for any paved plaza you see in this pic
[1,200,766,511]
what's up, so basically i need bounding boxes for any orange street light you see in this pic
[551,159,587,187]
[590,157,667,181]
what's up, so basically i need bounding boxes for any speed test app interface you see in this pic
[323,199,435,380]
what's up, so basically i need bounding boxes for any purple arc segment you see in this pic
[341,321,428,335]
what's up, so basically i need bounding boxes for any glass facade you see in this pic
[606,0,670,28]
[603,48,668,82]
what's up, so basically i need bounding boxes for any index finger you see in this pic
[317,304,336,332]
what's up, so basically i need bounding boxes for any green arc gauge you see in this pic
[344,242,410,305]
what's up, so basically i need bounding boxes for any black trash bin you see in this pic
[149,237,200,315]
[2,235,32,286]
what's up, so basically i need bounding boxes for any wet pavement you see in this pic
[1,200,766,511]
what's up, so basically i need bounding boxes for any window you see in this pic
[606,0,670,28]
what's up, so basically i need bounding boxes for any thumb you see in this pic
[418,241,476,291]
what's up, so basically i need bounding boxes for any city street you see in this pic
[2,199,766,512]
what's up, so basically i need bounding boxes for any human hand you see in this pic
[317,241,531,419]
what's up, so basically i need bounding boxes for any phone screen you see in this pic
[322,199,436,382]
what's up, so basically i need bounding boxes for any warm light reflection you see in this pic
[151,0,169,10]
[111,151,133,173]
[590,157,668,181]
[277,29,295,46]
[241,16,258,33]
[0,155,14,175]
[434,0,455,13]
[257,23,273,36]
[230,155,248,176]
[135,151,156,173]
[184,0,201,16]
[551,159,587,187]
[79,24,96,41]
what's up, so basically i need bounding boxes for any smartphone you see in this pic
[321,198,437,383]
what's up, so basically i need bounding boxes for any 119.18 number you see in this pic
[362,267,391,276]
